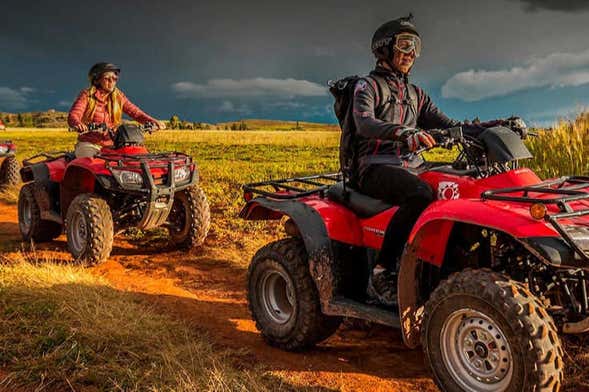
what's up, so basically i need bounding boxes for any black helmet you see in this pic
[371,14,419,58]
[88,62,121,84]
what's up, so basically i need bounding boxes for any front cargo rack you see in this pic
[482,176,589,262]
[243,173,342,200]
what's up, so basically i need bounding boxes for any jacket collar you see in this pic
[372,62,410,84]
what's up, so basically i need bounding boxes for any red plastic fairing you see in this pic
[101,146,149,155]
[359,208,397,249]
[46,158,67,182]
[302,197,364,246]
[408,199,560,266]
[68,157,112,176]
[420,168,543,201]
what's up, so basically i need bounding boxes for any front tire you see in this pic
[247,238,342,351]
[167,185,210,249]
[66,194,113,264]
[421,268,563,392]
[0,156,20,188]
[18,183,62,242]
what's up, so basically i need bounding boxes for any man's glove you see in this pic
[505,116,528,139]
[404,129,436,152]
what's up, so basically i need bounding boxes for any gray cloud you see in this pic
[0,86,33,110]
[442,49,589,101]
[218,101,252,115]
[515,0,589,12]
[172,78,327,99]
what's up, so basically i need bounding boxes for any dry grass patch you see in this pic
[0,254,282,391]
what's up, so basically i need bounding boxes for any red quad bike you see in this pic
[241,125,589,391]
[18,123,210,264]
[0,140,20,189]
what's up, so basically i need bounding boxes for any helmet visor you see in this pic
[394,33,421,57]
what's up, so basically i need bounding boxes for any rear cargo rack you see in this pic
[482,176,589,262]
[22,151,70,166]
[243,173,342,199]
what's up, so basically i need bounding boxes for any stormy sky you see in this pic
[1,0,589,126]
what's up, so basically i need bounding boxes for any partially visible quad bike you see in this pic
[18,123,210,264]
[0,140,20,189]
[240,125,589,391]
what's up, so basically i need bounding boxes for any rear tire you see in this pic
[167,185,210,249]
[0,156,20,188]
[421,268,563,392]
[248,238,342,351]
[18,183,62,242]
[66,194,113,264]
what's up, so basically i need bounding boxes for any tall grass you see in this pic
[0,254,279,391]
[527,113,589,178]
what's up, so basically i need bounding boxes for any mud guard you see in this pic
[241,198,337,312]
[397,199,560,348]
[60,165,97,218]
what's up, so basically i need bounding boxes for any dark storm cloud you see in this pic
[2,0,589,123]
[515,0,589,12]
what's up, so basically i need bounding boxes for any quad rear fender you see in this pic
[60,165,97,218]
[241,198,337,310]
[397,198,560,348]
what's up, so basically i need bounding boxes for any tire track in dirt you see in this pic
[0,200,438,392]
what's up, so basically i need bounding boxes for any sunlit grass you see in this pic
[527,113,589,178]
[0,254,279,391]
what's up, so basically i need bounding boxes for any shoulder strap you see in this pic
[407,83,418,108]
[365,74,391,118]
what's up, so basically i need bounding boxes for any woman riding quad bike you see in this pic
[18,122,210,264]
[68,62,166,158]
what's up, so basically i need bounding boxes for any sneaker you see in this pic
[366,268,397,307]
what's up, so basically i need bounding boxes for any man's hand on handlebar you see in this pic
[404,129,437,152]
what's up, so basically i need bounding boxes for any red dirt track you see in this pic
[0,200,438,391]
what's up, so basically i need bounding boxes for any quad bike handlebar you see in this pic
[69,122,158,139]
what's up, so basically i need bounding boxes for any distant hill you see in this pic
[216,119,339,131]
[0,111,339,131]
[0,110,68,128]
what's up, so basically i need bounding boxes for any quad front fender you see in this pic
[397,198,559,349]
[407,198,558,267]
[241,198,338,310]
[60,165,97,218]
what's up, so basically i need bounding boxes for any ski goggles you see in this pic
[394,33,421,57]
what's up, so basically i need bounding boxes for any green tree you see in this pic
[169,115,181,129]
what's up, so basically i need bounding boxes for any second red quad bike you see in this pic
[0,140,20,189]
[240,125,589,391]
[18,123,210,264]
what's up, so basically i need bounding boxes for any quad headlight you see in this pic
[174,166,191,182]
[112,169,143,186]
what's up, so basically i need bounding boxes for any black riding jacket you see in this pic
[352,66,459,176]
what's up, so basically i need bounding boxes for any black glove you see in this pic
[504,116,528,139]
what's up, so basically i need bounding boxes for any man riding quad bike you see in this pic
[18,122,210,264]
[238,124,588,391]
[0,140,20,189]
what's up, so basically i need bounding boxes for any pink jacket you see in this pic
[68,88,157,145]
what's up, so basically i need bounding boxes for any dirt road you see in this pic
[0,200,437,392]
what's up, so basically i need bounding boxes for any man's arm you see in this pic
[353,79,416,140]
[415,86,460,130]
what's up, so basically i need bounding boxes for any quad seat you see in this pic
[327,181,394,218]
